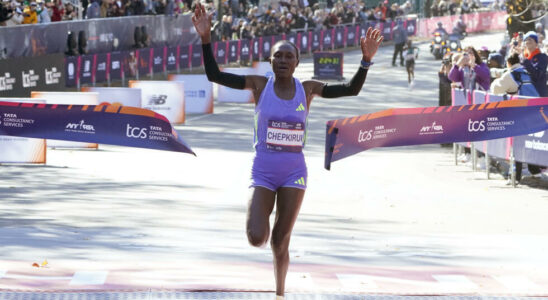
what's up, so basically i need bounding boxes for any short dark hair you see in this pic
[271,40,300,60]
[507,52,520,66]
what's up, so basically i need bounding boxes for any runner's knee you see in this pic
[247,228,268,247]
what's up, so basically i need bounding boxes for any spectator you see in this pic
[439,53,453,106]
[487,52,505,81]
[22,2,38,24]
[448,46,490,91]
[240,21,252,39]
[392,19,408,67]
[490,52,522,95]
[37,0,51,23]
[5,5,23,26]
[535,23,546,44]
[86,0,100,18]
[63,2,77,20]
[448,0,458,15]
[111,0,126,16]
[520,31,548,96]
[50,0,64,21]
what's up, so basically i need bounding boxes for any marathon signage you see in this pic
[215,41,228,65]
[324,98,548,170]
[334,26,345,49]
[95,53,108,83]
[152,47,166,74]
[240,39,251,62]
[79,54,94,85]
[179,45,190,70]
[65,56,79,87]
[346,25,358,47]
[0,101,195,155]
[311,31,321,52]
[228,40,239,63]
[0,54,64,97]
[191,44,203,68]
[138,48,152,77]
[252,38,261,61]
[321,29,334,51]
[300,32,310,53]
[262,36,274,61]
[166,46,178,71]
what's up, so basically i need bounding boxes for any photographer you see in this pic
[439,53,453,107]
[0,1,13,25]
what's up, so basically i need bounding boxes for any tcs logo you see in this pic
[358,129,372,142]
[468,119,485,132]
[126,124,147,139]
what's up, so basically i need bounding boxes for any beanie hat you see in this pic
[523,31,538,44]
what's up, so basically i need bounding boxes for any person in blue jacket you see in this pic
[520,31,548,97]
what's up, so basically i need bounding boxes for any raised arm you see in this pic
[192,3,265,94]
[303,27,383,104]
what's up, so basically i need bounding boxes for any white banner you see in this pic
[0,98,46,163]
[168,74,214,114]
[31,91,99,149]
[81,87,142,108]
[129,80,185,124]
[252,61,274,78]
[217,67,254,103]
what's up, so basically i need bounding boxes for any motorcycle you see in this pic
[443,33,462,55]
[430,32,444,60]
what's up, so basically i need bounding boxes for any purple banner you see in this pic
[65,56,79,87]
[138,48,152,76]
[252,38,261,61]
[152,47,166,73]
[405,19,417,36]
[95,53,108,83]
[347,25,357,47]
[228,40,239,63]
[215,41,228,65]
[191,44,203,68]
[325,98,548,170]
[300,32,310,54]
[79,54,94,85]
[311,31,321,52]
[335,27,345,48]
[0,101,195,155]
[321,29,334,51]
[240,39,251,62]
[286,33,298,47]
[262,36,274,61]
[179,45,190,70]
[359,25,368,41]
[166,46,178,71]
[381,22,392,41]
[122,50,138,78]
[109,51,123,80]
[514,130,548,166]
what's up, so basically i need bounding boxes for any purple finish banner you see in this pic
[191,44,203,68]
[138,48,152,76]
[166,46,178,71]
[300,32,310,54]
[80,55,94,85]
[334,27,345,48]
[346,25,357,47]
[311,31,321,52]
[240,40,251,62]
[95,53,108,83]
[215,41,228,65]
[152,47,166,73]
[109,52,123,80]
[0,101,195,155]
[252,38,261,61]
[228,40,239,63]
[325,98,548,170]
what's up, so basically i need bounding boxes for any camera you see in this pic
[513,41,518,46]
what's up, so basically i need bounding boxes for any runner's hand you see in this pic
[192,2,212,44]
[360,27,384,62]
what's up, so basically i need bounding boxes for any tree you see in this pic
[506,0,546,38]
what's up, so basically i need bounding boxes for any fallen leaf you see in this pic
[32,263,40,268]
[41,259,48,267]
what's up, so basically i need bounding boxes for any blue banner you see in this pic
[325,98,548,170]
[0,101,195,155]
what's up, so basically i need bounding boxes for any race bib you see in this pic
[266,120,305,152]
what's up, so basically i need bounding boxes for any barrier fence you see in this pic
[452,88,548,185]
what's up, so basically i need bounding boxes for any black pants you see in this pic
[393,42,405,66]
[515,162,543,181]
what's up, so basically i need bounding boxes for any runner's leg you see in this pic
[247,187,276,247]
[271,187,305,296]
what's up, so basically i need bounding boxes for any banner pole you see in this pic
[510,146,516,187]
[485,145,490,179]
[454,143,458,165]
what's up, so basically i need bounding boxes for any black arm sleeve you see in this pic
[202,43,246,90]
[321,67,368,98]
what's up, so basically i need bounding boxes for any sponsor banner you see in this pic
[109,51,123,80]
[299,32,310,54]
[240,39,251,62]
[79,54,94,85]
[31,91,99,149]
[152,47,166,74]
[262,36,274,61]
[0,98,46,164]
[81,87,142,108]
[169,74,214,114]
[381,22,392,41]
[179,45,190,70]
[0,101,194,155]
[138,48,152,76]
[346,25,358,47]
[122,50,138,78]
[215,41,228,65]
[191,44,203,68]
[324,98,548,170]
[217,67,254,103]
[334,26,345,48]
[286,33,298,48]
[129,80,185,124]
[0,15,198,59]
[228,40,239,63]
[358,24,368,42]
[321,29,334,51]
[65,56,79,87]
[252,37,261,61]
[405,19,417,36]
[0,53,64,97]
[313,52,343,80]
[166,46,178,71]
[416,12,506,38]
[514,130,548,166]
[95,53,109,83]
[311,31,321,52]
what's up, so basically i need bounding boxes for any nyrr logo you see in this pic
[126,124,147,139]
[358,129,372,142]
[0,72,15,91]
[468,119,486,132]
[66,120,95,132]
[148,95,167,105]
[419,121,444,135]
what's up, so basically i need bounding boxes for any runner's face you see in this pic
[271,43,298,78]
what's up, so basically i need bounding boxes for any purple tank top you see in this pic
[254,77,308,153]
